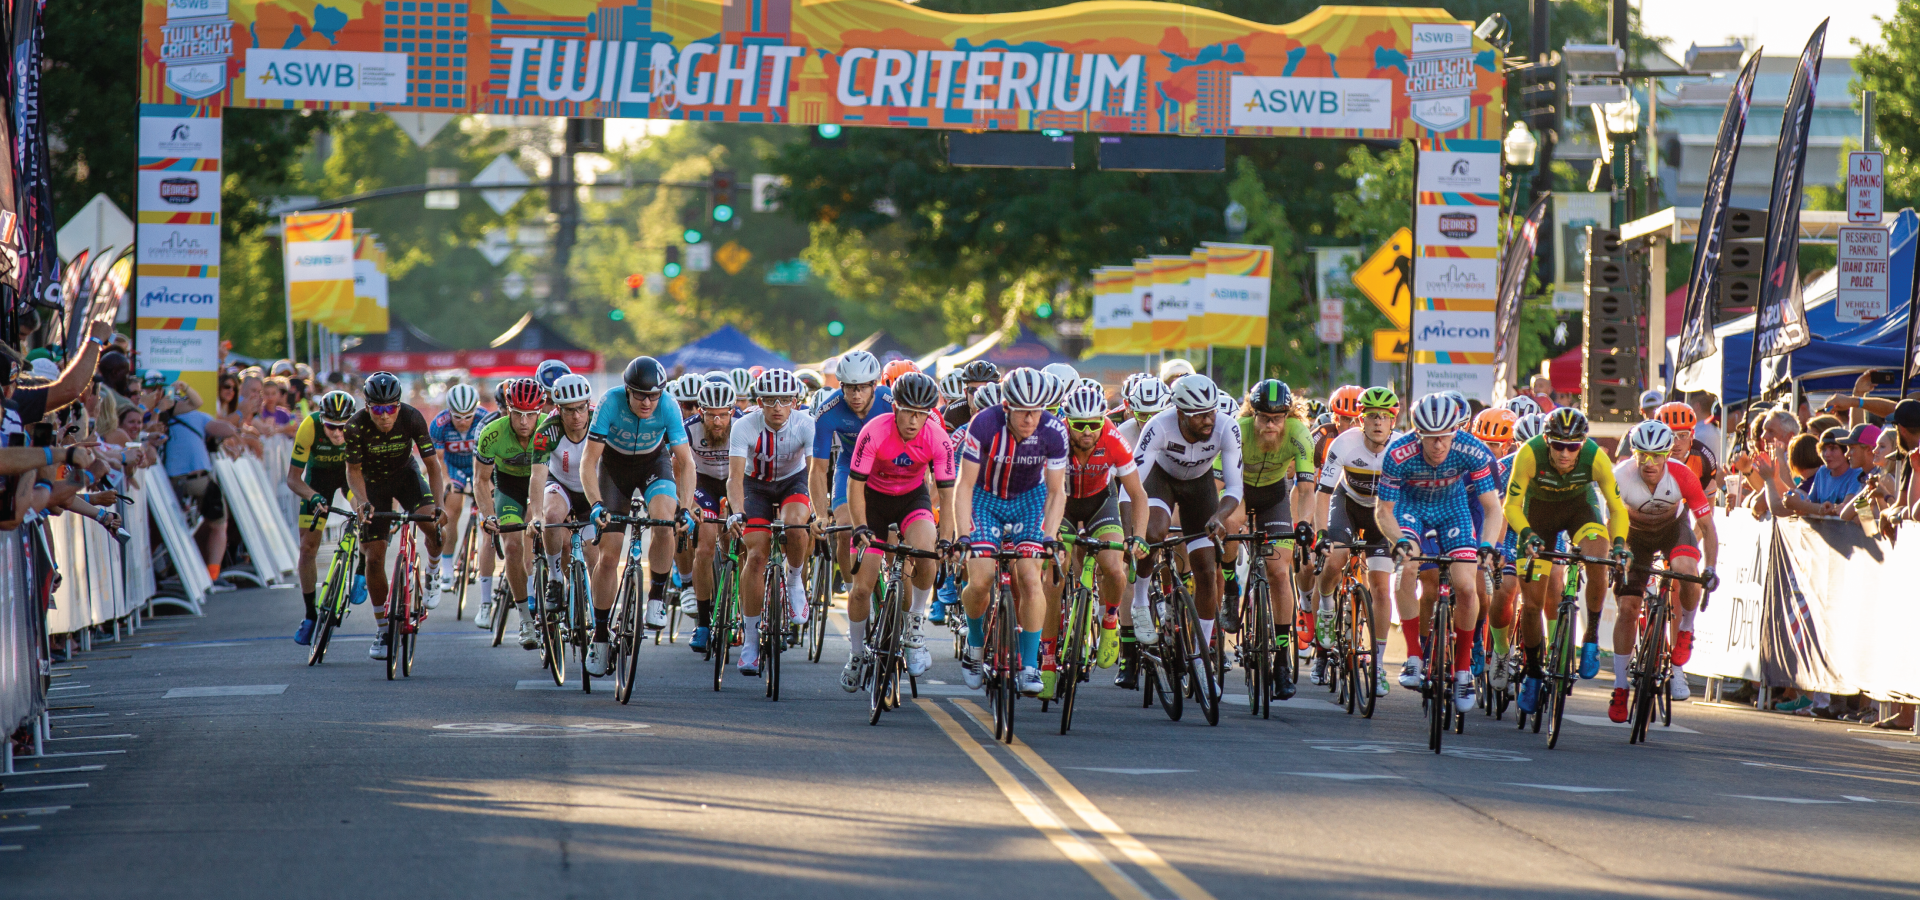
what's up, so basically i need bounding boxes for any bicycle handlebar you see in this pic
[1643,565,1716,587]
[604,515,678,528]
[367,511,438,523]
[1524,548,1623,568]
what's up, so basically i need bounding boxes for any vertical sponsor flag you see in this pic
[1186,248,1211,347]
[1091,267,1135,354]
[1131,258,1157,353]
[1754,21,1827,362]
[12,0,58,317]
[1490,195,1549,404]
[283,211,356,321]
[1201,243,1273,347]
[339,231,391,334]
[1151,255,1190,350]
[1412,138,1502,401]
[1676,52,1763,376]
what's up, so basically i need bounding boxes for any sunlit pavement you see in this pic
[5,585,1918,899]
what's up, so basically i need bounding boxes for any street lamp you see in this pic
[1502,121,1539,167]
[1600,97,1641,135]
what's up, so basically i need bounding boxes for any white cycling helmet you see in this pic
[1410,393,1462,436]
[549,373,593,406]
[970,382,1003,412]
[1038,371,1069,409]
[1169,373,1220,414]
[1440,391,1472,430]
[1639,388,1666,411]
[755,368,803,398]
[729,367,753,397]
[836,350,882,386]
[939,370,966,402]
[1512,412,1547,443]
[674,373,704,401]
[1159,357,1196,384]
[1042,363,1080,386]
[697,378,737,409]
[1059,385,1108,421]
[1501,395,1542,418]
[1001,367,1050,411]
[1128,378,1172,415]
[1217,393,1239,417]
[444,383,480,415]
[1627,419,1676,454]
[1079,377,1103,396]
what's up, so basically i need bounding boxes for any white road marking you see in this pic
[513,680,570,691]
[1062,767,1195,775]
[0,766,104,778]
[1285,772,1404,781]
[1564,713,1699,734]
[1724,795,1848,804]
[0,784,88,793]
[1502,783,1629,793]
[0,825,40,833]
[163,685,288,698]
[1222,695,1345,712]
[0,806,69,816]
[1855,738,1920,752]
[917,683,984,696]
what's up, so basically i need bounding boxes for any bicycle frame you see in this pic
[1629,556,1714,745]
[1404,553,1465,753]
[1054,529,1127,733]
[307,508,362,666]
[1520,546,1625,749]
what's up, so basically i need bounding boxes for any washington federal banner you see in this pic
[142,0,1503,139]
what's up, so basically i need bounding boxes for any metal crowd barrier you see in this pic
[0,530,32,743]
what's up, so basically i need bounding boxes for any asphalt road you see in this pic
[5,584,1919,899]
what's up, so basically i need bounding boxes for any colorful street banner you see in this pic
[139,1,1502,140]
[1090,267,1137,355]
[1131,258,1156,352]
[282,210,355,321]
[1412,138,1501,402]
[14,0,59,316]
[1490,195,1548,404]
[137,106,222,401]
[340,232,392,335]
[1202,243,1273,348]
[1754,23,1826,363]
[1151,255,1191,350]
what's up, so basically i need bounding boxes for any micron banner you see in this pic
[140,0,1502,139]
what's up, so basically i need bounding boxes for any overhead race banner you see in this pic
[140,1,1502,139]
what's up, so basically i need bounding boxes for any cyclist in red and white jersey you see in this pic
[1052,384,1149,693]
[1608,419,1718,720]
[842,372,956,689]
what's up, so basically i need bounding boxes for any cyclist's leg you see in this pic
[831,461,854,579]
[1432,497,1482,677]
[1391,506,1434,661]
[962,487,1013,655]
[1008,485,1051,669]
[690,475,726,629]
[591,462,639,624]
[777,483,813,621]
[439,479,467,582]
[400,471,443,559]
[739,476,778,627]
[1611,527,1661,690]
[642,457,683,621]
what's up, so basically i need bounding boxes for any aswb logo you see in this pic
[257,61,361,90]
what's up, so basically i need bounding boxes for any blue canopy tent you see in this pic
[1673,209,1918,407]
[935,324,1074,375]
[657,325,791,374]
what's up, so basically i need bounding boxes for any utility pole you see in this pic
[549,151,576,314]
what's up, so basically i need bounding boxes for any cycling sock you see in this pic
[1373,639,1388,661]
[594,608,611,642]
[847,616,868,654]
[742,615,762,651]
[697,600,713,628]
[1524,643,1544,678]
[439,554,454,578]
[1400,620,1422,658]
[1491,625,1510,658]
[1102,605,1119,628]
[967,614,985,648]
[207,563,221,581]
[1131,576,1150,610]
[1018,630,1042,670]
[373,604,388,629]
[1317,590,1335,613]
[1453,629,1474,673]
[547,553,562,577]
[1039,638,1057,671]
[785,563,805,592]
[1680,607,1697,630]
[649,572,669,600]
[478,576,493,603]
[1583,609,1602,646]
[1612,653,1629,688]
[1199,618,1215,644]
[301,591,316,620]
[909,584,932,616]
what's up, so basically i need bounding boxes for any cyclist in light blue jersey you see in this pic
[583,356,697,635]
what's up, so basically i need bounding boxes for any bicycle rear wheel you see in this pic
[452,517,476,621]
[1630,602,1669,744]
[1426,604,1451,753]
[808,550,833,663]
[1352,584,1379,719]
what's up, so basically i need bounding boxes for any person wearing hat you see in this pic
[4,319,118,428]
[1782,427,1867,517]
[1638,388,1665,421]
[150,369,238,585]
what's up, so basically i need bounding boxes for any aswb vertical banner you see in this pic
[282,211,355,321]
[341,231,390,335]
[1754,22,1827,361]
[1676,52,1762,377]
[1201,243,1274,348]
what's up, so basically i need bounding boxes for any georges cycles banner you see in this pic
[138,0,1502,140]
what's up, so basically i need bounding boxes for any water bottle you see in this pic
[349,574,368,605]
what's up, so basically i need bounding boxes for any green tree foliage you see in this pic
[1854,2,1920,209]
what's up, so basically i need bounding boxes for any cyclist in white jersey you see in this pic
[527,374,616,672]
[1129,375,1243,646]
[1309,386,1400,696]
[724,369,818,676]
[680,377,737,655]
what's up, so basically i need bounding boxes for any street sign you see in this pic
[1836,224,1890,322]
[715,241,752,275]
[764,259,809,285]
[1373,329,1409,362]
[1848,151,1885,224]
[473,153,530,216]
[1350,227,1414,330]
[501,271,526,299]
[685,243,712,272]
[1316,298,1344,343]
[752,173,783,212]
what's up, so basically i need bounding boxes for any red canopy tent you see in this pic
[343,313,599,375]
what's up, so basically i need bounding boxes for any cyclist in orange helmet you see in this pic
[1656,401,1719,491]
[1328,385,1365,428]
[880,358,919,387]
[1470,408,1517,453]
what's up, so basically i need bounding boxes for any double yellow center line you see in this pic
[921,699,1217,900]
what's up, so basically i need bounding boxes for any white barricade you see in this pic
[261,434,299,534]
[246,454,301,576]
[122,479,155,613]
[45,514,91,636]
[141,466,210,613]
[1688,508,1769,683]
[212,453,296,584]
[0,531,36,739]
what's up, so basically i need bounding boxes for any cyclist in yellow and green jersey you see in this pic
[1503,406,1631,713]
[286,390,359,646]
[1229,379,1316,695]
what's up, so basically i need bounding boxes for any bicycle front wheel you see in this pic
[1545,602,1576,748]
[1057,585,1091,734]
[764,567,785,701]
[808,550,833,663]
[452,517,477,621]
[615,562,644,705]
[1246,577,1271,719]
[573,562,594,695]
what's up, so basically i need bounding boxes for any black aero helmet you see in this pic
[1248,379,1294,415]
[363,371,403,404]
[891,371,940,411]
[318,390,357,424]
[961,359,1000,383]
[623,356,666,393]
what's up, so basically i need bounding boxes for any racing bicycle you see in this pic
[850,533,940,724]
[372,510,439,681]
[1519,545,1627,749]
[1628,554,1715,744]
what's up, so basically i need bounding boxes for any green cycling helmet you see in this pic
[1358,386,1400,414]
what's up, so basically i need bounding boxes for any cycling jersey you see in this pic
[474,413,553,479]
[1315,428,1393,506]
[1238,415,1314,488]
[1377,431,1500,505]
[589,385,689,456]
[1065,420,1137,500]
[684,414,733,480]
[1615,458,1712,529]
[1135,408,1244,500]
[941,401,971,434]
[811,386,895,465]
[1115,416,1146,451]
[961,405,1069,499]
[537,419,591,493]
[290,412,348,471]
[1503,436,1630,542]
[428,409,483,479]
[849,413,956,495]
[729,408,815,482]
[344,404,436,483]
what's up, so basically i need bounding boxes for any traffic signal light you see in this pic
[1035,302,1053,319]
[625,273,642,299]
[827,320,845,337]
[664,245,682,278]
[710,169,736,223]
[683,227,704,245]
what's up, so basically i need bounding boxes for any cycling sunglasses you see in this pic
[321,419,350,429]
[1068,419,1105,432]
[367,403,399,415]
[1547,439,1584,453]
[1634,450,1670,462]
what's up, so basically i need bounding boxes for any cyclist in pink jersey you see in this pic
[843,372,956,688]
